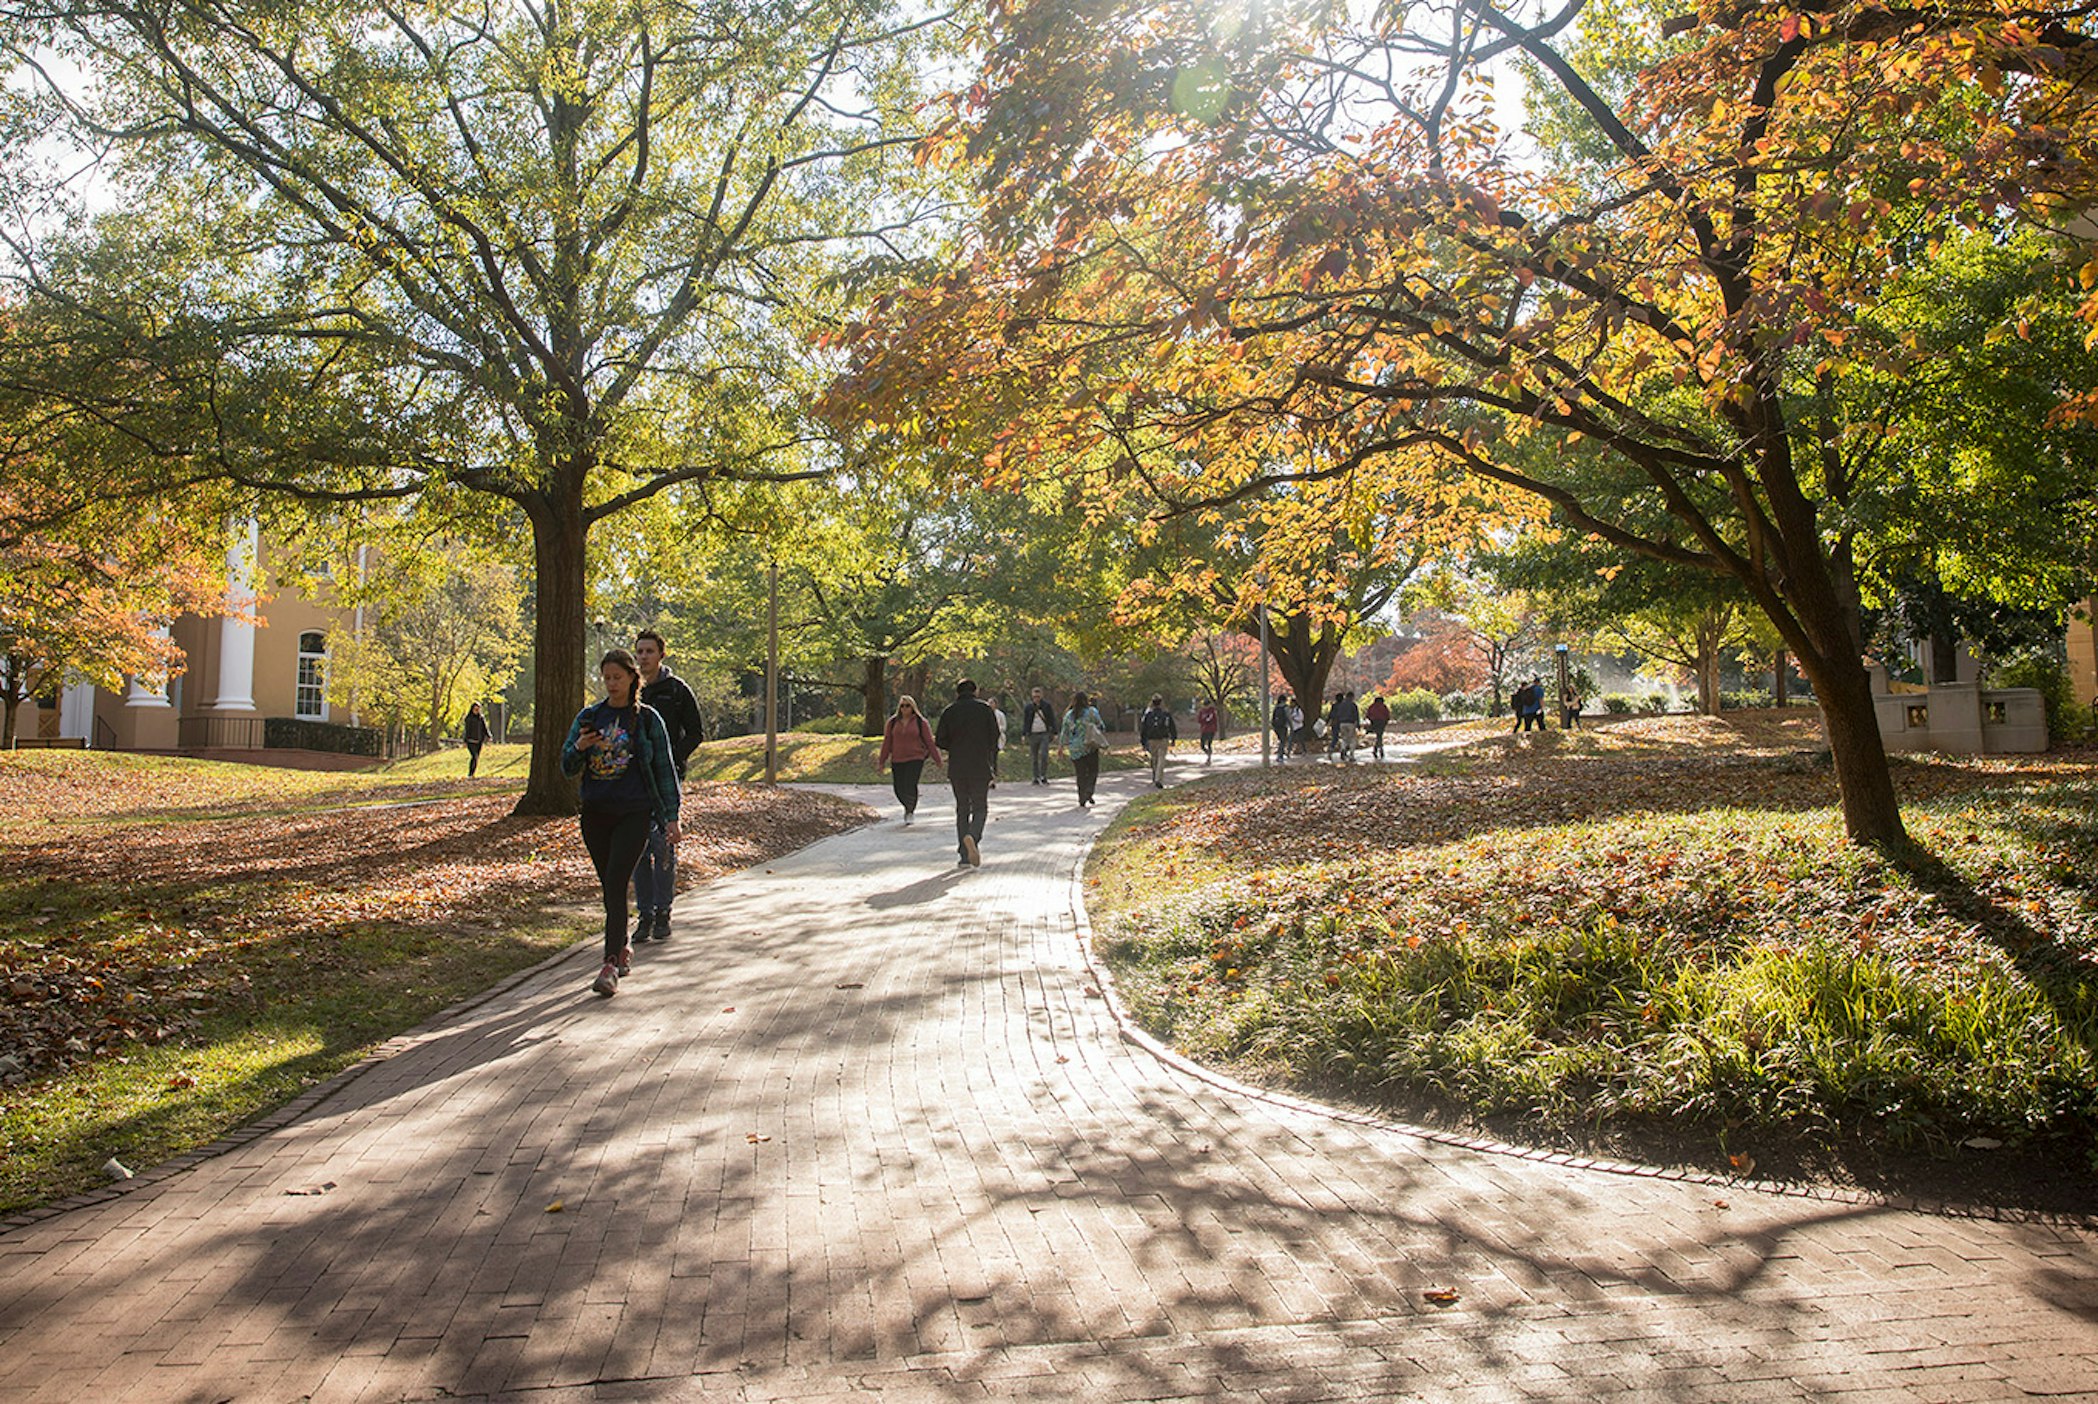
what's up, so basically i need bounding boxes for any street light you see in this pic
[1255,574,1272,770]
[1555,642,1571,729]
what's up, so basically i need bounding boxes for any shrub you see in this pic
[1440,689,1486,719]
[1643,692,1671,713]
[1721,690,1775,711]
[263,717,386,756]
[1602,693,1635,714]
[799,712,870,735]
[1385,688,1443,722]
[1991,652,2081,743]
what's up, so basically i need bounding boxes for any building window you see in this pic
[296,632,328,720]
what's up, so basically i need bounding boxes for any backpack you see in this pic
[1140,709,1173,741]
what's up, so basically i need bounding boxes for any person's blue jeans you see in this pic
[631,819,675,918]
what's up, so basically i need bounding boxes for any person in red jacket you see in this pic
[876,696,943,825]
[1195,698,1221,763]
[1366,694,1391,760]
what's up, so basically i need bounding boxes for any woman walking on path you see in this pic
[561,650,682,998]
[1062,691,1106,808]
[462,702,491,776]
[1195,699,1220,763]
[1365,694,1390,760]
[877,696,942,825]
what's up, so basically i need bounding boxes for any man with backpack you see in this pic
[934,679,1002,867]
[1021,685,1058,784]
[1139,694,1178,788]
[631,629,705,942]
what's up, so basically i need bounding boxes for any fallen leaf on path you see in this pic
[544,1200,565,1213]
[835,982,864,990]
[1712,1199,1729,1209]
[284,1182,336,1196]
[746,1133,771,1144]
[1423,1287,1460,1305]
[1082,986,1102,998]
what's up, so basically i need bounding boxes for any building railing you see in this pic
[178,714,267,750]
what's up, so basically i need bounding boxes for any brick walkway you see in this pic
[2,769,2095,1403]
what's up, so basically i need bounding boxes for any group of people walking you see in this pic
[1269,690,1393,763]
[558,632,706,999]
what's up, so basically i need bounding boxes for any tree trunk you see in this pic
[1,694,17,749]
[860,655,888,736]
[1807,652,1907,846]
[1696,647,1720,715]
[1773,649,1789,707]
[1929,619,1961,684]
[516,500,588,816]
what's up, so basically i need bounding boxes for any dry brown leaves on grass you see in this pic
[0,783,870,1077]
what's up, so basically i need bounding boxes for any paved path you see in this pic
[2,769,2096,1403]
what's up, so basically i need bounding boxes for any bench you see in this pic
[10,736,88,750]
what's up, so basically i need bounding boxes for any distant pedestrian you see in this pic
[1331,690,1361,763]
[1063,691,1107,806]
[1513,678,1546,732]
[1271,695,1293,762]
[876,695,941,825]
[1139,694,1178,788]
[934,679,1001,868]
[990,695,1009,787]
[1195,698,1220,763]
[1290,698,1304,754]
[1325,691,1344,759]
[1562,684,1583,730]
[1365,694,1390,760]
[633,629,706,942]
[561,649,681,999]
[462,702,490,776]
[1022,685,1058,784]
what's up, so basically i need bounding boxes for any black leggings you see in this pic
[580,808,652,961]
[890,759,925,814]
[1073,750,1101,804]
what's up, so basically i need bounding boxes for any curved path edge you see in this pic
[1063,806,2098,1235]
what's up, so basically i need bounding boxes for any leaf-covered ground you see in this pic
[0,752,869,1211]
[1089,714,2098,1213]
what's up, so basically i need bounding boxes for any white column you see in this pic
[58,681,94,740]
[126,626,174,708]
[210,518,260,712]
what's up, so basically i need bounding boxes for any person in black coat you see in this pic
[462,702,491,776]
[934,678,1002,868]
[1021,685,1059,784]
[631,629,707,941]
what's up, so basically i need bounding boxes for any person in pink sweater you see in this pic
[876,695,943,825]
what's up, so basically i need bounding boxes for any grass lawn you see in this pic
[0,750,869,1212]
[683,729,1152,785]
[1087,713,2098,1212]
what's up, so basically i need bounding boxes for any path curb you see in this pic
[1066,784,2098,1235]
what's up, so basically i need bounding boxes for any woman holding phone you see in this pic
[561,649,683,997]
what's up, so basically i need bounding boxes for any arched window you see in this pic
[296,631,328,720]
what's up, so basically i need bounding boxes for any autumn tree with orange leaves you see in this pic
[831,0,2098,846]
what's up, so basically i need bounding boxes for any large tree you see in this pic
[835,0,2098,845]
[7,0,940,811]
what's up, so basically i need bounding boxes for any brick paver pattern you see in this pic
[1,770,2095,1403]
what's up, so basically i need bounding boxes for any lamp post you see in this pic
[1555,642,1571,730]
[1256,575,1272,770]
[764,562,780,785]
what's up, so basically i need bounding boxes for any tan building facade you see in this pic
[35,520,364,758]
[2071,597,2098,711]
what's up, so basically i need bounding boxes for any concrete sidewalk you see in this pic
[1,769,2094,1403]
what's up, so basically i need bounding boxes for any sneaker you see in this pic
[615,945,633,977]
[651,910,671,943]
[592,962,619,997]
[962,835,981,867]
[904,812,914,826]
[633,911,654,945]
